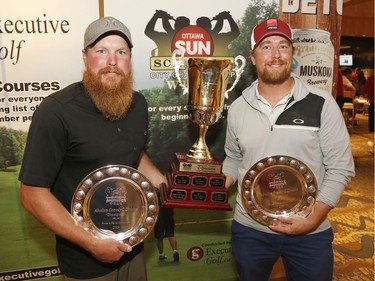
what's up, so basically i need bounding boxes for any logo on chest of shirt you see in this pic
[292,118,305,124]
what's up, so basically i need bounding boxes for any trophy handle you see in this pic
[172,49,188,95]
[225,55,246,99]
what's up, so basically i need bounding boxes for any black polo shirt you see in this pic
[19,82,148,278]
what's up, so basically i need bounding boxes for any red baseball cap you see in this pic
[250,18,293,50]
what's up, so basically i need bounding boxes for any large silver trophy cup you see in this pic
[160,50,245,211]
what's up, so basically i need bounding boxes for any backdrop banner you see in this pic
[0,1,99,280]
[0,1,279,280]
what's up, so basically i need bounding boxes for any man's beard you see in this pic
[257,59,291,85]
[82,66,134,121]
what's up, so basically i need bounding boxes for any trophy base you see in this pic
[160,153,232,211]
[160,183,232,211]
[174,152,223,174]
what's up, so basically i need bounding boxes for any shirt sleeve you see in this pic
[19,96,67,187]
[316,94,355,207]
[222,104,243,183]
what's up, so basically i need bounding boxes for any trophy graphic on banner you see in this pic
[160,49,245,211]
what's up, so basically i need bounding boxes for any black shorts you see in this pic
[154,206,175,239]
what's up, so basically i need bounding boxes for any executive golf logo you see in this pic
[187,241,232,266]
[0,265,61,281]
[187,246,204,261]
[0,14,71,65]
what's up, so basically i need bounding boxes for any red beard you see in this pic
[258,59,291,85]
[82,66,134,120]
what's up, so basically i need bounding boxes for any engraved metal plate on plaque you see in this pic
[71,165,158,246]
[241,156,317,226]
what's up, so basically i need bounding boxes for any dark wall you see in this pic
[340,36,374,69]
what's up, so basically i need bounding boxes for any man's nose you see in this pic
[107,53,118,66]
[271,47,281,58]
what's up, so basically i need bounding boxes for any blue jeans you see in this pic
[231,220,334,281]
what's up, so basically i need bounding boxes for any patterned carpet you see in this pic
[329,114,374,281]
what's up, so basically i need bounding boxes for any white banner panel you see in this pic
[0,1,98,279]
[0,0,99,131]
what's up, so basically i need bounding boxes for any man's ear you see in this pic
[82,49,88,65]
[249,50,256,66]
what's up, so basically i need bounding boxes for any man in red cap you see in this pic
[223,18,355,281]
